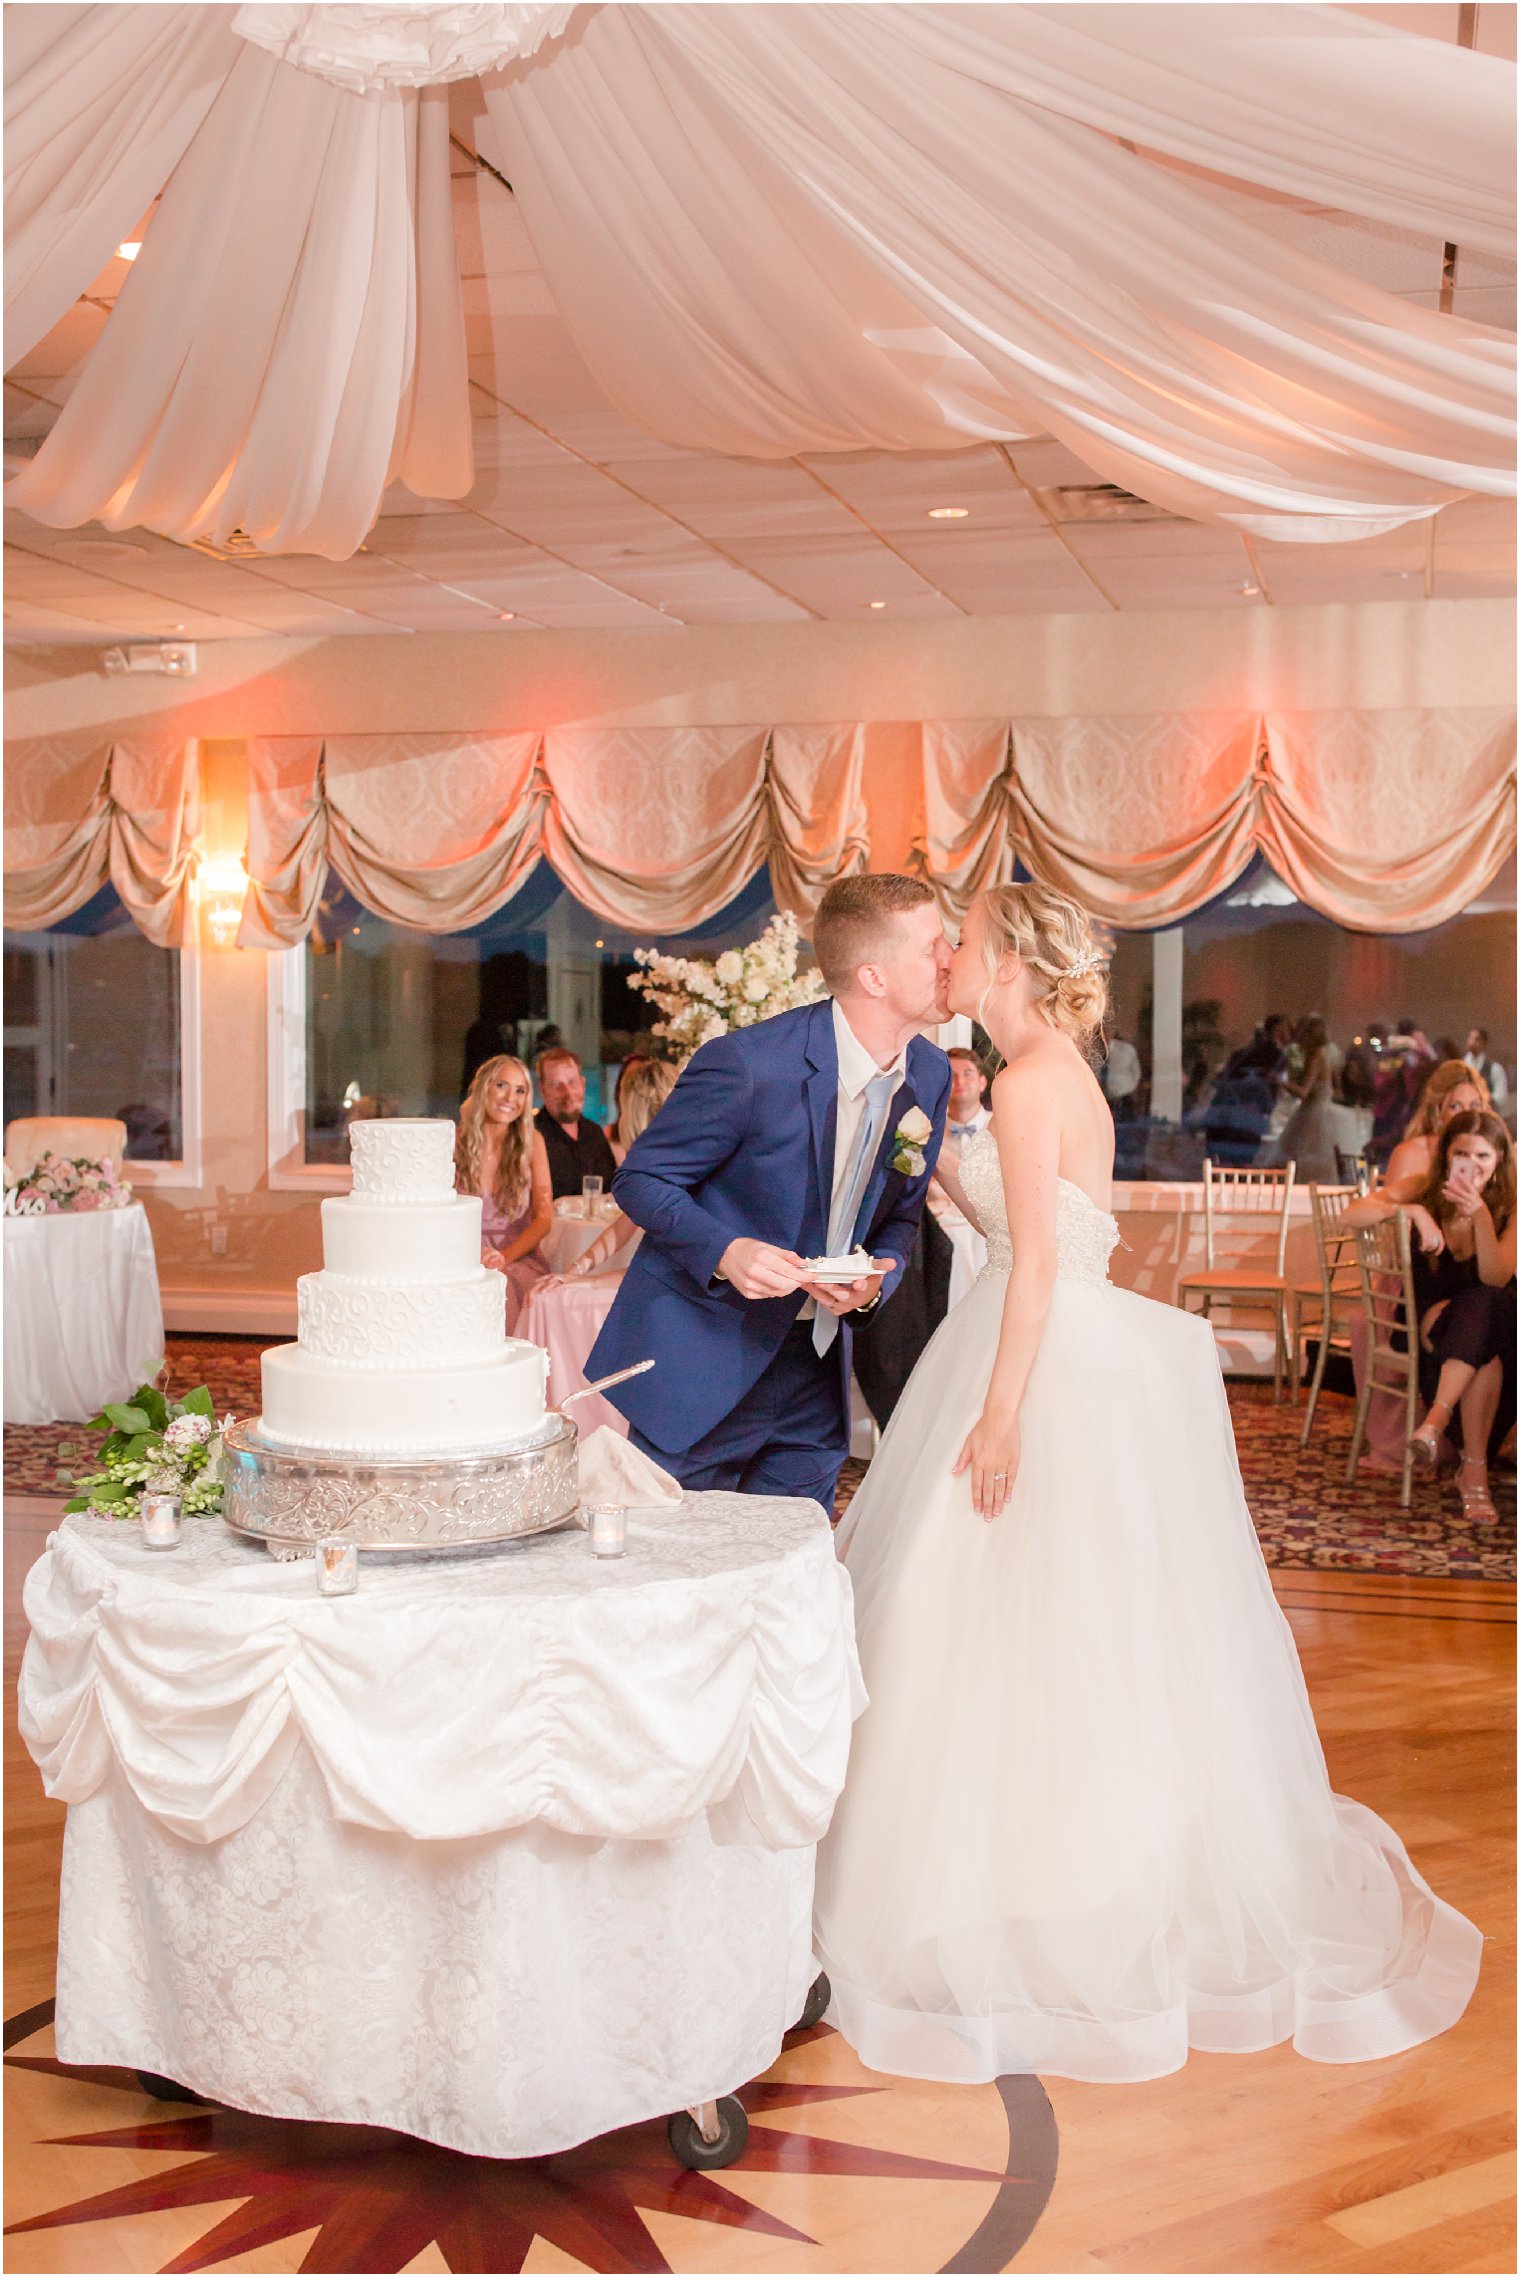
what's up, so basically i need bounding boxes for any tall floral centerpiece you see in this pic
[629,911,826,1060]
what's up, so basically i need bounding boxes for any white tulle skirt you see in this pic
[814,1269,1482,2084]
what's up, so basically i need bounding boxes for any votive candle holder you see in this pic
[316,1537,359,1595]
[140,1493,182,1550]
[588,1504,627,1558]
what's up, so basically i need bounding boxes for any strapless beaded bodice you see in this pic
[958,1125,1118,1287]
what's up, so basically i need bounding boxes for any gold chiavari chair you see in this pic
[1176,1160,1296,1401]
[1293,1185,1361,1448]
[1347,1212,1421,1510]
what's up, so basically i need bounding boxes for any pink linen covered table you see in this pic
[520,1274,630,1436]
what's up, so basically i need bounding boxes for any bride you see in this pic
[813,882,1481,2085]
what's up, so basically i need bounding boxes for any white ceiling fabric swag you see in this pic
[230,3,576,93]
[4,1,1514,555]
[485,3,1514,536]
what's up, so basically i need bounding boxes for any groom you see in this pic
[588,874,952,1511]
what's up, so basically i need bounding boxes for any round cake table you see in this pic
[19,1499,863,2162]
[2,1203,164,1424]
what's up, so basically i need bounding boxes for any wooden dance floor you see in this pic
[5,1494,1514,2276]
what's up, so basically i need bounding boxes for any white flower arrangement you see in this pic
[630,911,827,1060]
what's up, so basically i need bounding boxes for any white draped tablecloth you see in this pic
[3,1204,164,1424]
[19,1502,862,2158]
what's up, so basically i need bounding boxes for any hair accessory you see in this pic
[1067,948,1104,978]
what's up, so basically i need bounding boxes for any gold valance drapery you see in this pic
[916,709,1516,932]
[4,713,1513,943]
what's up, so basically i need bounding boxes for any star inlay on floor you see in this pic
[3,2003,1059,2276]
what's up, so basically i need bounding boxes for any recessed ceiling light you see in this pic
[56,537,148,560]
[928,505,969,519]
[116,242,141,261]
[868,600,886,610]
[1240,582,1260,596]
[498,611,515,621]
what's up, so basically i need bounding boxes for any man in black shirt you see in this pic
[534,1047,619,1199]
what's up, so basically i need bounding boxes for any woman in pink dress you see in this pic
[455,1055,553,1333]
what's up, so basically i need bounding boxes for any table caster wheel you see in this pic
[793,1969,830,2031]
[668,2096,748,2170]
[136,2070,204,2103]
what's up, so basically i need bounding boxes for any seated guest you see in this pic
[534,1046,619,1200]
[1379,1060,1490,1198]
[556,1058,679,1282]
[944,1045,992,1140]
[455,1055,553,1331]
[609,1048,662,1164]
[1346,1110,1516,1522]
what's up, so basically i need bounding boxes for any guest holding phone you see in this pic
[1377,1059,1490,1198]
[1346,1110,1516,1522]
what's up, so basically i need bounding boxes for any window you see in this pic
[1100,857,1515,1180]
[3,885,200,1181]
[270,866,779,1179]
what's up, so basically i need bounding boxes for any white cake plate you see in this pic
[220,1416,580,1558]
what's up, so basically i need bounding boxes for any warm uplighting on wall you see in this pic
[199,854,248,950]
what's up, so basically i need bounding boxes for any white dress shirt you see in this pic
[797,1000,909,1318]
[828,998,910,1233]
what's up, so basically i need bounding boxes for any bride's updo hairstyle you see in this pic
[979,882,1108,1044]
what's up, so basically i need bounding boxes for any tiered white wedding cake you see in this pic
[259,1118,548,1457]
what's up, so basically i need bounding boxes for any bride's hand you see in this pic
[953,1408,1020,1522]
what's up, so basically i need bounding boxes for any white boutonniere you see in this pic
[891,1106,933,1178]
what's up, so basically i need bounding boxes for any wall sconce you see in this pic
[199,854,248,950]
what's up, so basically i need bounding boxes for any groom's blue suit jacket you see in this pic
[588,998,950,1453]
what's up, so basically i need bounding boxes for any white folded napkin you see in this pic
[576,1425,683,1515]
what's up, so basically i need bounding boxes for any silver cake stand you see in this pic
[219,1363,653,1559]
[220,1416,581,1558]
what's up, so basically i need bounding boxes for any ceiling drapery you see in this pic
[3,3,1514,557]
[5,716,1512,945]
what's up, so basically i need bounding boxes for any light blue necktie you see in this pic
[814,1069,897,1356]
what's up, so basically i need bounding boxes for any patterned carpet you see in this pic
[6,1337,1515,1581]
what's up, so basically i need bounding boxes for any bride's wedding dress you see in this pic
[814,1128,1482,2084]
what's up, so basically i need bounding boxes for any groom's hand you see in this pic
[799,1258,894,1315]
[717,1237,810,1299]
